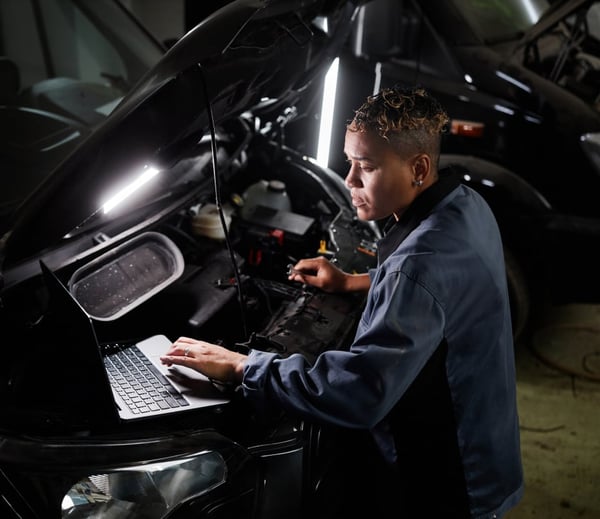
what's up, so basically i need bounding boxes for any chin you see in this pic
[356,208,373,220]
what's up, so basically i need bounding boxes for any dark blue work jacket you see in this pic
[242,169,523,518]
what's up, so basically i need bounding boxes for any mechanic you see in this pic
[161,86,523,518]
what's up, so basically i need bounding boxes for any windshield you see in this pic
[452,0,551,44]
[0,0,165,235]
[1,0,164,120]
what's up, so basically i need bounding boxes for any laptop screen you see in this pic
[26,261,122,428]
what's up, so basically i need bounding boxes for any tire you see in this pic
[504,247,530,343]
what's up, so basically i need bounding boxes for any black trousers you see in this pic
[309,427,471,518]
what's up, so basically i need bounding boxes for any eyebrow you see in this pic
[344,152,372,161]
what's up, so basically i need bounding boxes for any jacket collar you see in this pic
[377,167,461,265]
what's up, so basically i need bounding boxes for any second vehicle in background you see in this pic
[313,0,600,339]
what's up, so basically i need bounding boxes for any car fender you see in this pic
[439,154,551,214]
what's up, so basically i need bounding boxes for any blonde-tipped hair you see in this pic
[348,86,449,160]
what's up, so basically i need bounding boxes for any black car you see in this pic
[0,1,380,517]
[313,0,600,338]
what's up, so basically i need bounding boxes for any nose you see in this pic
[345,163,360,189]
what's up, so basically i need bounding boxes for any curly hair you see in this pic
[348,86,449,159]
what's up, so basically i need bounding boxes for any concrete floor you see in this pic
[506,304,600,518]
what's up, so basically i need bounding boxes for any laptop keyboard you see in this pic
[103,343,189,415]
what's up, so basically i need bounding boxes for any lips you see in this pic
[350,190,366,207]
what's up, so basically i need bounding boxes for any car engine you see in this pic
[53,117,380,366]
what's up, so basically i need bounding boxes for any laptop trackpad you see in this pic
[137,335,230,405]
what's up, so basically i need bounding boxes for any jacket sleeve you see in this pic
[241,271,446,428]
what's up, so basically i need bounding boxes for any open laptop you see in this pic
[40,261,230,422]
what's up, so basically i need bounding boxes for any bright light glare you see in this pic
[373,62,382,95]
[493,104,515,116]
[495,70,531,93]
[61,495,74,510]
[522,0,540,24]
[316,57,340,169]
[102,166,160,214]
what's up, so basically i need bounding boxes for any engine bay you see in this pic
[0,116,380,432]
[80,126,379,361]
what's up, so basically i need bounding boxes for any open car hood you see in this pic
[4,0,358,266]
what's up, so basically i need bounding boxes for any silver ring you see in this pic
[184,346,190,357]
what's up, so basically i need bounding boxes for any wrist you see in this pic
[344,272,371,292]
[233,354,247,383]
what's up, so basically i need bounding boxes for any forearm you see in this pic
[343,272,371,292]
[242,349,387,428]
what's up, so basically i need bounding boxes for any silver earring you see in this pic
[413,179,423,187]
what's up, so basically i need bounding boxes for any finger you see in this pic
[288,266,317,281]
[171,336,196,348]
[179,342,199,360]
[160,354,179,366]
[160,354,193,367]
[295,258,322,272]
[175,336,197,344]
[288,272,307,282]
[163,344,188,357]
[168,337,198,355]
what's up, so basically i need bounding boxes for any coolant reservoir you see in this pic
[241,179,292,219]
[190,203,232,240]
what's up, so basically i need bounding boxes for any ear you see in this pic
[413,153,432,180]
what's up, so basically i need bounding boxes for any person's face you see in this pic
[344,128,423,221]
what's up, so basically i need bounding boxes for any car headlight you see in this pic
[61,450,226,518]
[580,132,600,175]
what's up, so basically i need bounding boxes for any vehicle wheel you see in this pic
[504,247,530,343]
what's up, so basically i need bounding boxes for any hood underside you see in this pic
[4,0,358,266]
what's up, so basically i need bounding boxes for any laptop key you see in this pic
[103,343,189,414]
